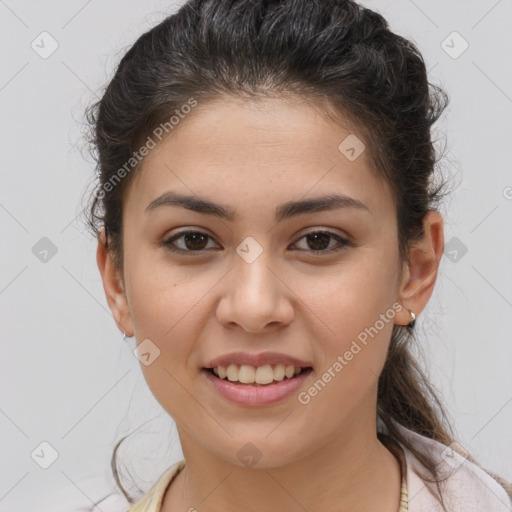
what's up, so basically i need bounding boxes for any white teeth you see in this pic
[238,364,256,383]
[226,364,239,382]
[210,363,307,384]
[273,363,285,381]
[255,365,274,384]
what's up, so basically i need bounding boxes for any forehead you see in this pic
[125,95,392,220]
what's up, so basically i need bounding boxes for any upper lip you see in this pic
[203,351,313,369]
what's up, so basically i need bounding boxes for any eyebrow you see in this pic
[145,191,371,222]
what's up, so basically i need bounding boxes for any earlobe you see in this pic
[394,210,444,326]
[96,230,134,336]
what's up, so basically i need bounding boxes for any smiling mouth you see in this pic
[203,365,313,386]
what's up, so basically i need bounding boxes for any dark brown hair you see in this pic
[83,0,512,508]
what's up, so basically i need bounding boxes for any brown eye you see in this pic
[163,230,218,254]
[292,231,349,255]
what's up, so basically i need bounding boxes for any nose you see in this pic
[216,249,294,333]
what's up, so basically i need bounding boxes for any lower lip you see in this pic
[202,368,313,406]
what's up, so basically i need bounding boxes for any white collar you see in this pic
[394,423,511,511]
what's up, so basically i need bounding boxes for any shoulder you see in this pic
[79,461,186,512]
[126,460,186,512]
[394,423,512,512]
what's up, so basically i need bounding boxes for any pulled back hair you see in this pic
[83,0,512,508]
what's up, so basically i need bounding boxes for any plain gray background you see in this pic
[1,0,511,510]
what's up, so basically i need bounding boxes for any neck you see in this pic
[162,422,402,512]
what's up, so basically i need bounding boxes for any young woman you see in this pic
[86,0,512,511]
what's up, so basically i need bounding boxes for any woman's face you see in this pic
[103,95,420,467]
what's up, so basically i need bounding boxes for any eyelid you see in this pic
[294,225,351,242]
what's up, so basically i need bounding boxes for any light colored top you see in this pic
[122,423,511,512]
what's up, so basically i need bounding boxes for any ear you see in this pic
[394,210,444,326]
[96,229,134,336]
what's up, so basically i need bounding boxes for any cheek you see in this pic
[305,249,399,387]
[123,252,206,397]
[128,276,204,422]
[125,243,211,340]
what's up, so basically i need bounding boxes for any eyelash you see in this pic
[161,230,350,256]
